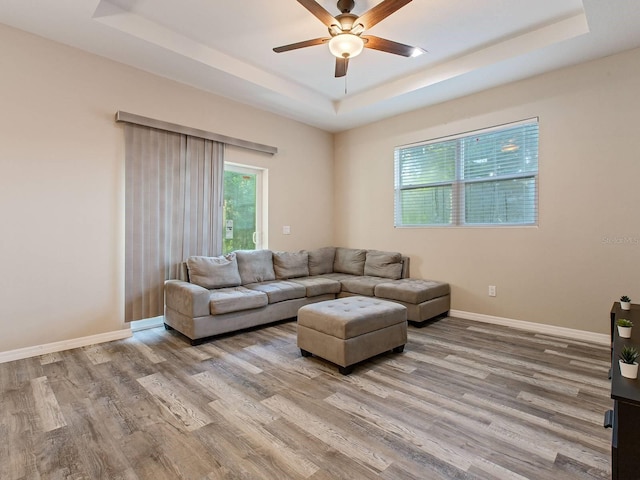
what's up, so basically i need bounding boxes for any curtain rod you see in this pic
[115,111,278,155]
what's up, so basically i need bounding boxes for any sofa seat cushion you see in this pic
[374,279,450,305]
[209,286,268,315]
[316,272,360,282]
[244,280,306,304]
[340,276,394,297]
[289,276,341,297]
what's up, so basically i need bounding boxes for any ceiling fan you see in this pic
[273,0,425,77]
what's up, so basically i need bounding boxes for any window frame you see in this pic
[394,118,539,228]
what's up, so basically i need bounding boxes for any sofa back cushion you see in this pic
[364,250,403,279]
[273,251,309,279]
[333,247,367,275]
[235,249,276,284]
[307,247,336,275]
[186,253,242,289]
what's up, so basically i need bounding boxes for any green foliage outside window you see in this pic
[223,170,256,253]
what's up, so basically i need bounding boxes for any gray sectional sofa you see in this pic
[164,247,450,345]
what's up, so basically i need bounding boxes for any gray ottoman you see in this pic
[297,296,407,374]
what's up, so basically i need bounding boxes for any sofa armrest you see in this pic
[164,280,210,318]
[401,256,410,279]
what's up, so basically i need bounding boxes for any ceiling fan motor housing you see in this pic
[332,13,358,33]
[337,0,356,14]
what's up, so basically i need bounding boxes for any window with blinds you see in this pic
[394,118,539,227]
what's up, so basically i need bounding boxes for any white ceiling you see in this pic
[2,0,640,132]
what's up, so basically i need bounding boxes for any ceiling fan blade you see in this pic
[362,35,422,57]
[356,0,412,30]
[335,57,349,77]
[297,0,339,27]
[273,37,330,53]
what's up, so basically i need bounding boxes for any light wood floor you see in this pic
[0,316,613,479]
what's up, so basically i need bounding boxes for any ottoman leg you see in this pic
[300,349,312,357]
[338,365,354,375]
[393,345,405,353]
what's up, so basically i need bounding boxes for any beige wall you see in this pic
[0,24,333,352]
[334,47,640,335]
[3,22,638,354]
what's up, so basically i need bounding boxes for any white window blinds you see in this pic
[394,118,539,227]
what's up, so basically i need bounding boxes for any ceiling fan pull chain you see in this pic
[345,75,348,95]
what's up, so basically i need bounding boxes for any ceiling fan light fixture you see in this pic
[328,33,364,59]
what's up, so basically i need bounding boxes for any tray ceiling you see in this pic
[2,0,640,131]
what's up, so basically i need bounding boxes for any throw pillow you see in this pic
[333,247,367,275]
[186,253,242,289]
[235,249,276,284]
[273,251,309,279]
[307,246,336,275]
[364,250,403,279]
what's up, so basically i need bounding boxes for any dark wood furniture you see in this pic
[607,302,640,479]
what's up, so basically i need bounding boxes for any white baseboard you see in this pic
[1,311,609,364]
[0,328,133,364]
[130,316,164,332]
[450,309,610,346]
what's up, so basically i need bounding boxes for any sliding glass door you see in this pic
[222,164,264,253]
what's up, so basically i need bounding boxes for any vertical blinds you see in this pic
[124,124,224,322]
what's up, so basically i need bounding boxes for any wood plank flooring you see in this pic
[0,317,613,479]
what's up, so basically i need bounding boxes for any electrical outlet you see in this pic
[488,285,497,297]
[282,226,291,235]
